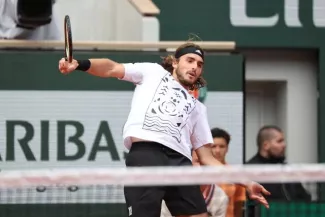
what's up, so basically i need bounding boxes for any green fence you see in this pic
[2,201,325,217]
[247,201,325,217]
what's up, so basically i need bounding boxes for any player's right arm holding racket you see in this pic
[60,15,151,83]
[59,14,167,85]
[58,58,151,85]
[58,58,125,78]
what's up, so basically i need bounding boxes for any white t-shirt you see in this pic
[160,184,229,217]
[120,62,213,160]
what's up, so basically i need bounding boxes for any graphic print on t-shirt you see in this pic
[143,73,196,143]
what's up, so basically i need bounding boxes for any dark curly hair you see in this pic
[160,42,207,91]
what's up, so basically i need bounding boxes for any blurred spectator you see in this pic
[246,125,311,201]
[0,0,60,40]
[161,151,229,217]
[211,127,246,217]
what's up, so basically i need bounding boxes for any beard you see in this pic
[175,68,196,88]
[268,150,286,163]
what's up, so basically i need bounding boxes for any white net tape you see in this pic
[0,164,323,204]
[1,164,325,188]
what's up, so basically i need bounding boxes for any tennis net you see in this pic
[0,164,324,217]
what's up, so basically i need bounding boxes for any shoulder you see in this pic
[144,62,167,74]
[246,154,259,164]
[194,100,208,114]
[123,62,164,71]
[123,62,167,78]
[121,62,167,83]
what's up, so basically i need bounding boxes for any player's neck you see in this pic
[217,158,226,165]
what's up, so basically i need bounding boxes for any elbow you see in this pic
[87,59,123,78]
[195,144,223,166]
[199,159,209,166]
[200,155,215,165]
[199,152,223,166]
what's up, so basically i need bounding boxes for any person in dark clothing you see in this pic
[246,125,311,202]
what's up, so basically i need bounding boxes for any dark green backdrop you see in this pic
[0,51,242,91]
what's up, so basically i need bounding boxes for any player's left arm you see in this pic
[190,105,223,166]
[191,105,270,208]
[195,144,223,166]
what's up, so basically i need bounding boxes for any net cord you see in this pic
[0,164,324,188]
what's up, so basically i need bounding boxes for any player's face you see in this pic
[172,53,204,88]
[211,137,228,162]
[266,131,286,158]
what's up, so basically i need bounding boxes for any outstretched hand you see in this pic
[246,181,271,208]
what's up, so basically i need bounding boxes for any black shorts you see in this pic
[124,141,207,217]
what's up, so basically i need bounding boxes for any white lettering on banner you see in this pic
[230,0,325,27]
[0,91,243,170]
[285,0,302,27]
[230,0,279,27]
[314,0,325,27]
[1,120,122,162]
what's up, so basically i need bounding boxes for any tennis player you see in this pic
[58,41,270,217]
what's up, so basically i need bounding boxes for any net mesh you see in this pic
[0,185,124,204]
[0,165,324,217]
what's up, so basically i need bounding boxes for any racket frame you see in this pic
[64,15,73,63]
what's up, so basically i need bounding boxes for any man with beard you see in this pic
[58,41,270,217]
[246,125,311,201]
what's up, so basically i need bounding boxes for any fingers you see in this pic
[59,58,66,69]
[250,195,269,209]
[248,183,271,208]
[254,183,271,196]
[257,184,271,196]
[68,64,76,71]
[58,58,66,72]
[259,198,269,209]
[262,187,271,195]
[58,58,72,75]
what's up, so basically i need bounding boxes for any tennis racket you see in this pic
[64,15,73,63]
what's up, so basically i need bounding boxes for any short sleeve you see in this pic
[191,105,214,150]
[120,62,162,84]
[120,63,145,84]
